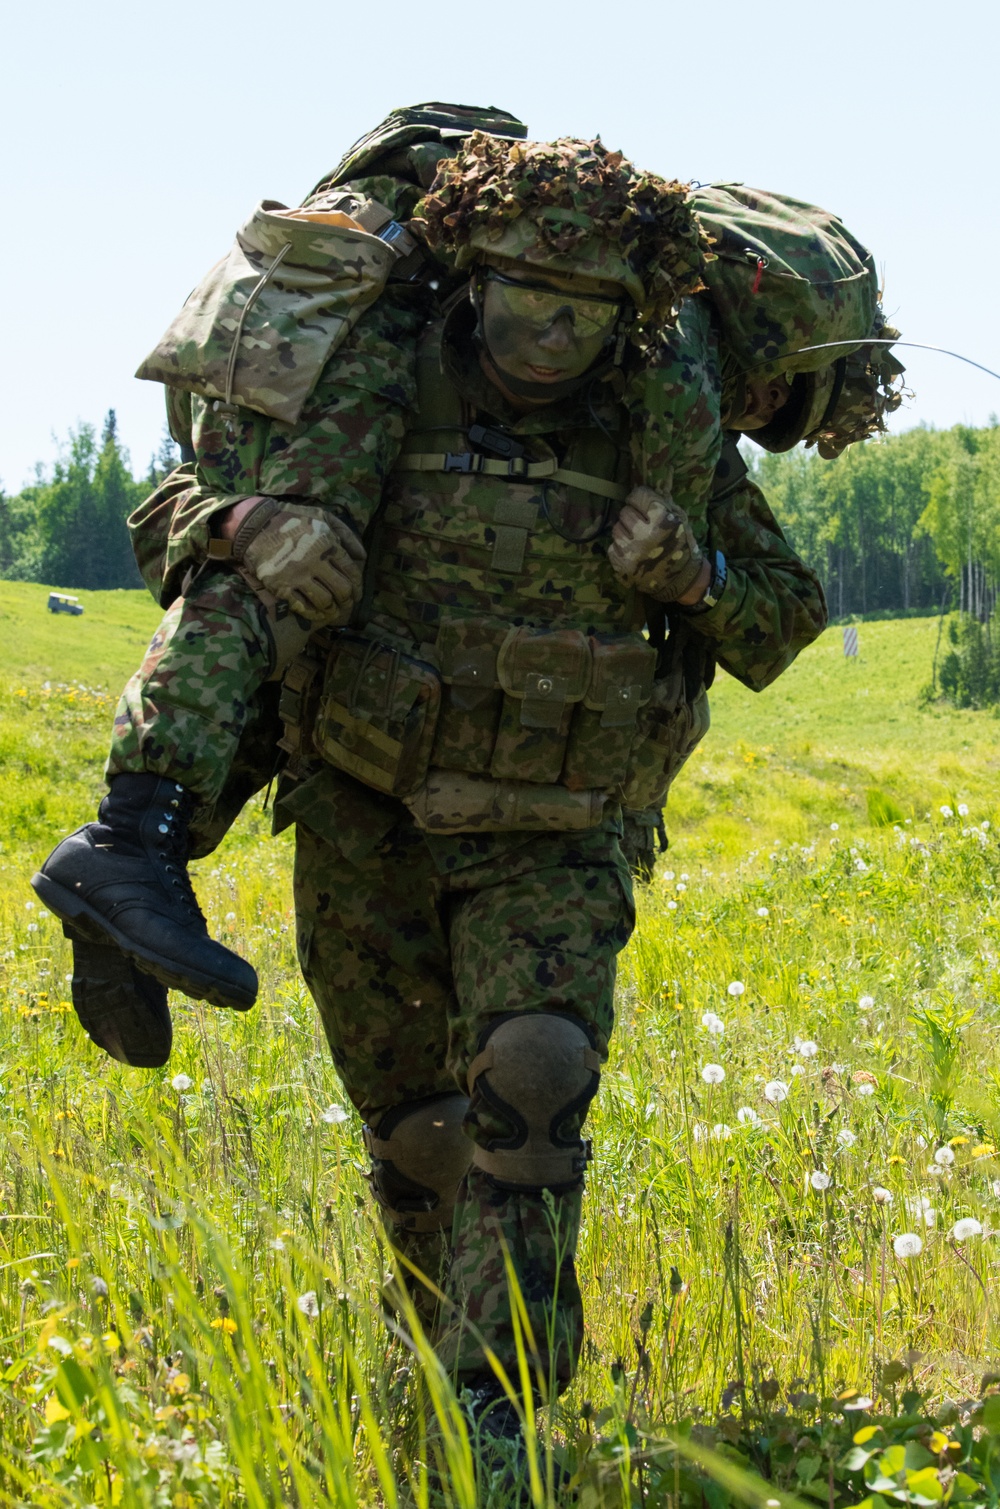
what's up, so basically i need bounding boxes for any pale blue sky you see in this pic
[1,0,996,489]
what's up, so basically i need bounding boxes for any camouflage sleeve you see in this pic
[129,286,424,607]
[678,445,828,691]
[625,296,723,544]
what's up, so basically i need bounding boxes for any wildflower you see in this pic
[297,1291,320,1318]
[270,1238,285,1251]
[702,1064,725,1085]
[764,1080,789,1104]
[225,911,237,922]
[667,900,678,911]
[830,822,840,832]
[167,1372,191,1396]
[791,1064,804,1076]
[757,907,770,918]
[171,1074,193,1093]
[934,1146,956,1167]
[887,1154,906,1166]
[701,1012,725,1036]
[692,1122,709,1143]
[736,1106,763,1127]
[949,1135,971,1147]
[872,1186,893,1205]
[855,1083,875,1097]
[893,1233,923,1258]
[858,996,875,1010]
[320,1104,349,1124]
[25,901,34,911]
[794,1038,819,1058]
[680,872,689,880]
[972,1145,997,1159]
[663,870,675,881]
[712,1123,733,1140]
[727,981,746,998]
[810,1170,832,1191]
[676,882,687,893]
[211,1317,237,1333]
[940,804,954,818]
[958,803,969,817]
[837,1129,857,1148]
[952,1218,983,1241]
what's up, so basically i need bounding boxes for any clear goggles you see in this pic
[483,269,622,340]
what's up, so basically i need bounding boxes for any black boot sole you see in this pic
[66,927,173,1068]
[32,871,257,1011]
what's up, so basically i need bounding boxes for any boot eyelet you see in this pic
[157,823,169,834]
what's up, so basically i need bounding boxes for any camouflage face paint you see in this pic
[480,271,616,386]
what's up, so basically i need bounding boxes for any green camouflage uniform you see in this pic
[106,145,841,1393]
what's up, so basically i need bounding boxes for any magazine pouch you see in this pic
[563,633,657,792]
[313,632,440,797]
[491,626,591,783]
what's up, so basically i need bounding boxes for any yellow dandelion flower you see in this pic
[166,1372,190,1397]
[973,1145,997,1159]
[211,1317,237,1334]
[949,1136,971,1147]
[887,1155,905,1166]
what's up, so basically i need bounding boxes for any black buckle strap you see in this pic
[443,452,475,474]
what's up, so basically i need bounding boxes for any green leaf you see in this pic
[842,1448,876,1472]
[904,1444,935,1471]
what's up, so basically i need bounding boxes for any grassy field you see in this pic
[1,580,999,1507]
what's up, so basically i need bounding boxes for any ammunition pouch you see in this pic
[278,619,672,831]
[466,1013,601,1190]
[363,1093,472,1234]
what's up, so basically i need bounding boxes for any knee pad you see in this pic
[363,1093,471,1233]
[466,1013,602,1191]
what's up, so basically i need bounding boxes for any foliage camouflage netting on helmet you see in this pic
[807,314,907,459]
[413,133,709,333]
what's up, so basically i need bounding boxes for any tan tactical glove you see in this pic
[607,484,705,602]
[228,498,365,624]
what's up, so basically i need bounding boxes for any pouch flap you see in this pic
[436,618,507,689]
[405,771,606,833]
[497,633,591,709]
[584,635,657,726]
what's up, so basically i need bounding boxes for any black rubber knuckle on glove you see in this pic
[466,1012,601,1191]
[363,1093,472,1232]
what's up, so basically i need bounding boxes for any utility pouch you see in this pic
[314,632,441,797]
[405,771,607,834]
[433,617,508,774]
[620,685,712,811]
[491,627,591,784]
[563,634,656,792]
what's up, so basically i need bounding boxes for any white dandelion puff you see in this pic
[837,1129,857,1148]
[958,803,969,817]
[893,1232,923,1258]
[830,823,840,832]
[171,1074,193,1092]
[934,1146,956,1166]
[858,995,875,1010]
[855,1083,876,1097]
[794,1038,819,1058]
[712,1123,733,1140]
[320,1104,349,1125]
[809,1170,832,1191]
[939,805,953,819]
[727,981,746,997]
[702,1063,725,1085]
[952,1218,983,1241]
[872,1186,893,1205]
[701,1012,725,1036]
[757,906,770,917]
[296,1291,319,1318]
[736,1106,763,1127]
[764,1080,789,1104]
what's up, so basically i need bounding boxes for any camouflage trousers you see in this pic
[290,796,635,1393]
[107,568,273,807]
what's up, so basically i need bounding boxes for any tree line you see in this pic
[0,412,178,591]
[748,420,1000,622]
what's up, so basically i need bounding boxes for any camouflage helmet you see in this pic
[749,312,906,455]
[413,133,709,333]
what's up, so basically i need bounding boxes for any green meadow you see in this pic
[2,577,1000,1506]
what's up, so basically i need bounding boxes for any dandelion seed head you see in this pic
[712,1123,732,1140]
[701,1012,725,1036]
[764,1080,789,1103]
[320,1104,348,1125]
[858,995,875,1010]
[940,805,953,819]
[171,1074,193,1092]
[702,1063,725,1085]
[297,1291,319,1317]
[810,1170,832,1190]
[934,1146,956,1166]
[958,803,969,817]
[952,1218,983,1241]
[667,900,678,911]
[794,1038,819,1059]
[856,1083,875,1097]
[872,1186,893,1205]
[757,906,770,917]
[830,822,840,832]
[737,1106,763,1127]
[837,1129,857,1147]
[893,1232,923,1258]
[727,981,746,998]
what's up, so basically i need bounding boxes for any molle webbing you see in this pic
[394,451,628,503]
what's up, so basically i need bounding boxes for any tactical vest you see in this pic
[282,319,681,833]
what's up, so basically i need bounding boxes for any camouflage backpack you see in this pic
[690,184,878,381]
[136,103,527,427]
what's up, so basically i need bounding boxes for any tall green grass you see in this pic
[2,586,1000,1505]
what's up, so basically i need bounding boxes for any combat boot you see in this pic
[66,927,172,1067]
[32,774,257,1010]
